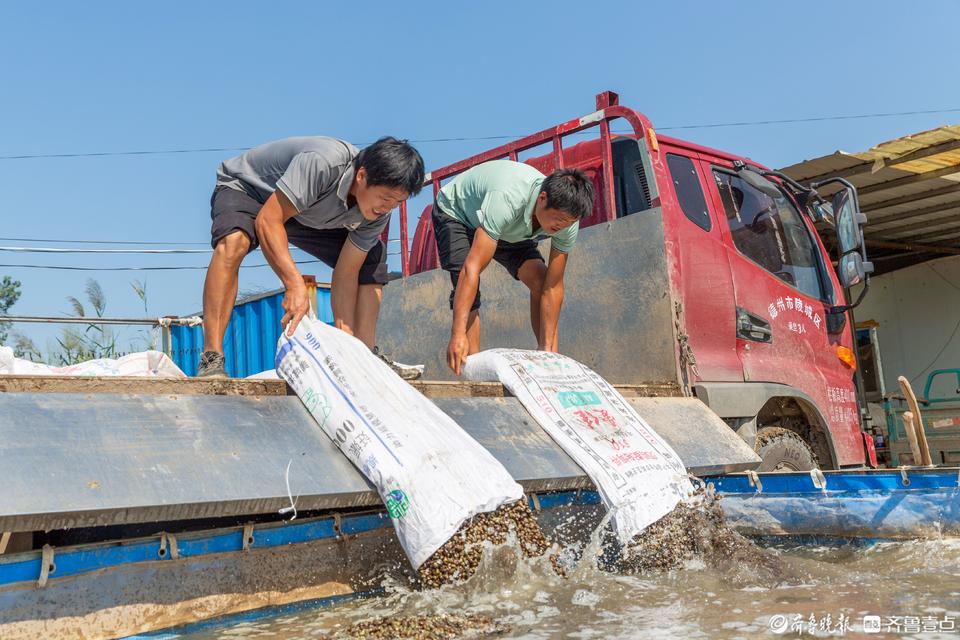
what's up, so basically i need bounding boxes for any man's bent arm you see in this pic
[538,248,569,352]
[255,191,307,333]
[331,241,368,337]
[448,229,497,374]
[452,229,497,336]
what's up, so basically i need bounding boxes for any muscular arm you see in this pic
[448,228,497,374]
[255,190,307,334]
[538,248,569,352]
[331,240,368,337]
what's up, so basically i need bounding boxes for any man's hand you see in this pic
[281,282,310,336]
[447,332,470,375]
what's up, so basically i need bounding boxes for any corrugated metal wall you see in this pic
[171,285,333,377]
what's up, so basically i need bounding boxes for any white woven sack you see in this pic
[0,346,184,377]
[463,348,693,542]
[276,315,523,569]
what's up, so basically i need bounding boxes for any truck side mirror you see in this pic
[838,252,867,288]
[808,178,875,313]
[828,186,873,309]
[736,165,783,199]
[810,200,835,225]
[825,308,847,334]
[834,189,866,255]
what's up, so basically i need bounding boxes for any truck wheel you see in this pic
[755,427,818,471]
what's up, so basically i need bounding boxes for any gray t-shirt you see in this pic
[216,136,387,251]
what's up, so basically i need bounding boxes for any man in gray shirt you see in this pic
[198,136,424,378]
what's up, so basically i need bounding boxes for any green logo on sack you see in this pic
[386,489,410,519]
[558,390,601,408]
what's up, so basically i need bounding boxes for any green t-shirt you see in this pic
[435,160,579,253]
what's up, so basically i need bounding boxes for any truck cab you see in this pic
[654,137,867,470]
[379,91,875,471]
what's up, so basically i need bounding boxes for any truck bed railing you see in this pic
[389,91,659,276]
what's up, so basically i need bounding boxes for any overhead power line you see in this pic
[1,315,202,326]
[0,239,400,252]
[0,246,213,254]
[0,236,400,246]
[0,260,325,272]
[0,146,250,160]
[0,249,400,269]
[658,107,960,131]
[0,236,210,246]
[2,106,959,161]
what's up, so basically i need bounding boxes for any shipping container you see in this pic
[170,280,333,377]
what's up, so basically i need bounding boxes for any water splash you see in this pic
[181,507,960,640]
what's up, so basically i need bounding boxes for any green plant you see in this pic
[0,275,22,345]
[131,279,148,314]
[12,332,40,361]
[130,278,157,351]
[55,279,119,365]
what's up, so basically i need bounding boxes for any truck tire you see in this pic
[755,427,818,471]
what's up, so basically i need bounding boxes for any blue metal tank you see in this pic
[170,283,333,377]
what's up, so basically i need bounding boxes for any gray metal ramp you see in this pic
[0,387,759,532]
[0,392,375,532]
[435,395,759,483]
[377,210,680,384]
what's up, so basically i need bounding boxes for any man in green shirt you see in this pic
[433,160,595,374]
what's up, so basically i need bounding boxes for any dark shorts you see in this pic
[210,185,388,286]
[432,204,544,311]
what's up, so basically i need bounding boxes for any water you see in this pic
[181,535,960,639]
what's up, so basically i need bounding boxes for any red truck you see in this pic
[377,90,876,471]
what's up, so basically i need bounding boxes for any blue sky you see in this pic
[2,0,959,356]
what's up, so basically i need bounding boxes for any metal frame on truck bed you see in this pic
[389,90,650,278]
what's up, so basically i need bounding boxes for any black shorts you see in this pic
[432,204,544,311]
[210,185,388,286]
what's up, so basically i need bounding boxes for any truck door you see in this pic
[660,148,741,382]
[703,163,864,463]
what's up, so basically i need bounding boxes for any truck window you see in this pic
[713,169,825,300]
[611,138,651,217]
[666,154,711,231]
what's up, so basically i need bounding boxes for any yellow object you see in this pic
[836,345,856,370]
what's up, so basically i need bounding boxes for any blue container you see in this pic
[170,285,333,378]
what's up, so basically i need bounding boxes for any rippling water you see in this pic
[181,534,960,639]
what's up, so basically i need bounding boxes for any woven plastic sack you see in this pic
[275,315,523,569]
[0,346,185,377]
[463,348,693,542]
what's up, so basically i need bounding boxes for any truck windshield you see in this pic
[714,170,825,300]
